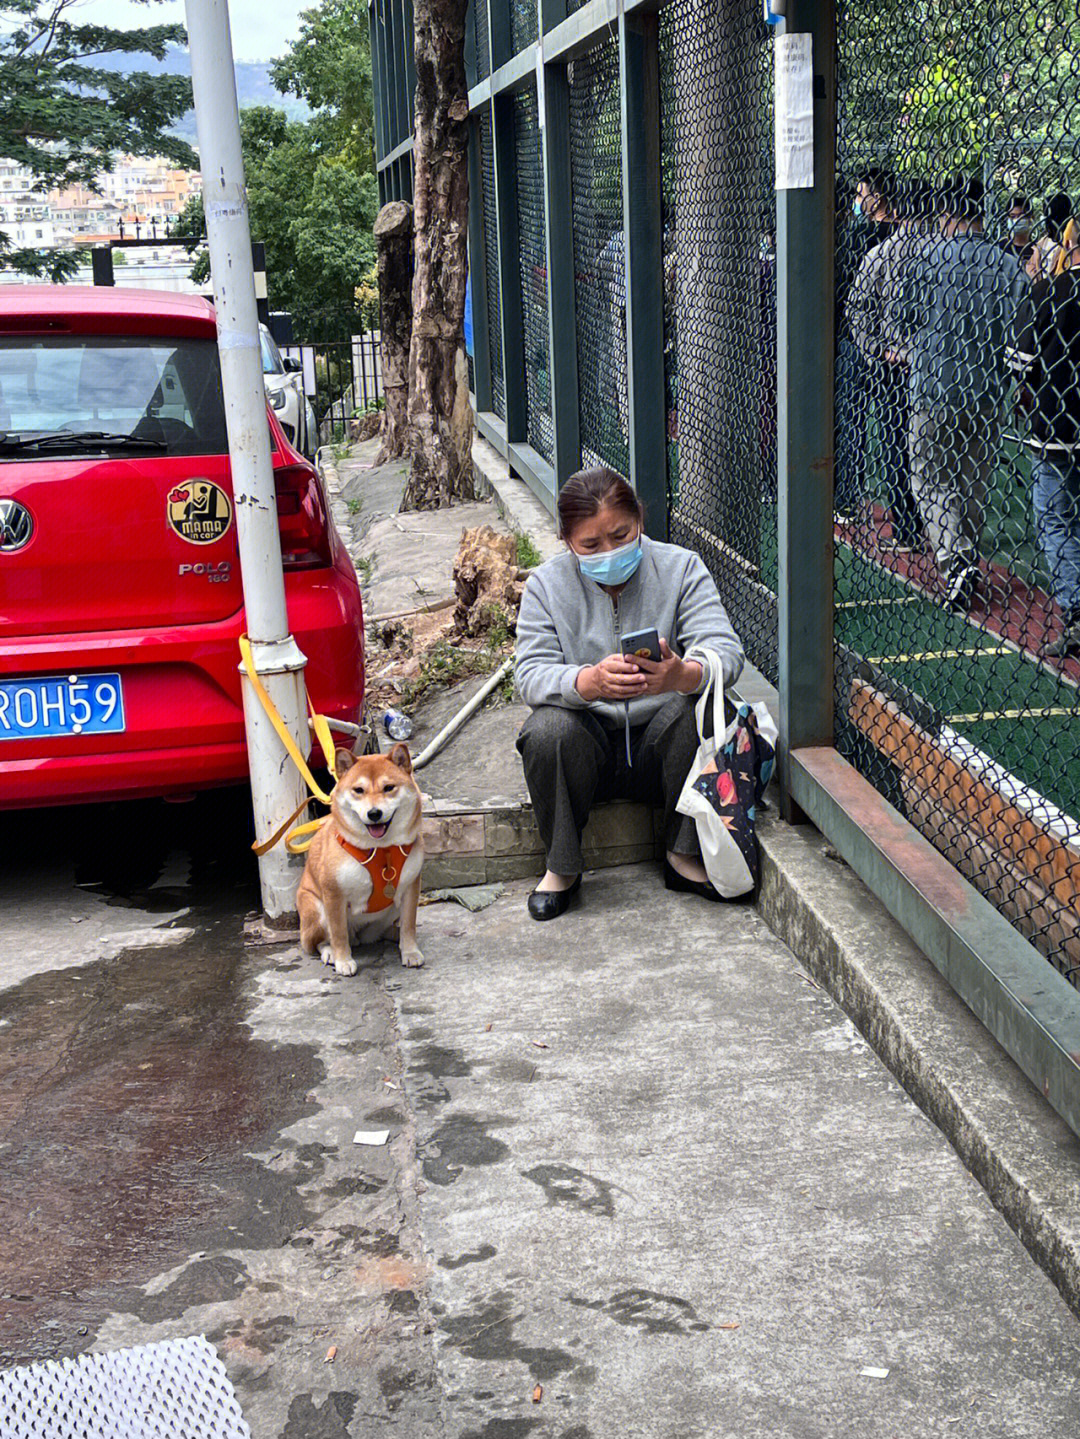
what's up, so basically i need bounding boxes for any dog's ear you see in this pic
[389,742,412,775]
[334,748,356,780]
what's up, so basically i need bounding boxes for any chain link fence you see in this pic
[834,0,1080,978]
[658,0,779,685]
[479,107,505,422]
[453,0,1080,982]
[510,0,537,56]
[513,83,555,465]
[570,38,629,480]
[472,0,489,79]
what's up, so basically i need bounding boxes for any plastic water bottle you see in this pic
[383,708,414,741]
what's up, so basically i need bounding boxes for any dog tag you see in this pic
[383,882,396,900]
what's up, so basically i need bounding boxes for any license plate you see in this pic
[0,672,125,740]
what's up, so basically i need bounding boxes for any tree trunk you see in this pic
[374,200,414,464]
[400,0,474,510]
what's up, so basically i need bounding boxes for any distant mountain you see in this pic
[94,47,309,145]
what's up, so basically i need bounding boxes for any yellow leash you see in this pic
[239,634,339,856]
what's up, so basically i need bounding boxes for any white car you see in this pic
[260,325,317,458]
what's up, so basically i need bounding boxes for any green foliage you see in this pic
[399,640,511,714]
[270,0,374,172]
[173,191,210,283]
[172,0,379,342]
[840,0,1080,201]
[0,0,196,278]
[355,258,380,328]
[515,532,543,569]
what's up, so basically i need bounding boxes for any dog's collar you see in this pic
[336,834,413,913]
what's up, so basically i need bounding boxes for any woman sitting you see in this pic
[514,466,745,920]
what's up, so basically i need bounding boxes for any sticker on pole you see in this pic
[168,479,234,544]
[775,32,814,190]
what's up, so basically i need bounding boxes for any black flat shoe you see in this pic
[527,874,581,921]
[663,857,723,902]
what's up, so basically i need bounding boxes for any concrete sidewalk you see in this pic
[401,868,1080,1438]
[7,821,1078,1437]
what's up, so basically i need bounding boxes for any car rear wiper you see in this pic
[0,430,168,453]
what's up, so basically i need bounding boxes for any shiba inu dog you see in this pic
[297,744,425,973]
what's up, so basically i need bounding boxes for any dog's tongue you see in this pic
[366,821,390,839]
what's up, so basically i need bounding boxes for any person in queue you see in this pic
[1014,218,1080,656]
[1002,192,1034,258]
[514,467,745,921]
[890,174,1027,611]
[1036,192,1073,279]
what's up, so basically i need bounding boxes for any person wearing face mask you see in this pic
[1001,192,1034,257]
[514,466,745,921]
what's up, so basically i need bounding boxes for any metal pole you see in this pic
[621,10,667,539]
[184,0,309,921]
[776,0,836,820]
[540,57,580,491]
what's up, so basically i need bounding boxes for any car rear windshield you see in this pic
[0,335,228,457]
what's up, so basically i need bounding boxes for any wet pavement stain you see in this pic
[458,1422,541,1439]
[378,1361,420,1411]
[281,1391,358,1438]
[522,1165,616,1218]
[209,1313,297,1359]
[422,1115,511,1186]
[566,1289,711,1336]
[439,1243,498,1270]
[0,914,322,1357]
[412,1043,472,1079]
[440,1293,576,1381]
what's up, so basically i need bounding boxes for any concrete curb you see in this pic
[421,797,661,888]
[755,806,1080,1320]
[471,435,562,561]
[316,447,353,541]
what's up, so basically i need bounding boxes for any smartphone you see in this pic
[620,627,662,663]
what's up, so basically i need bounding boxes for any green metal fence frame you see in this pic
[368,0,1080,1138]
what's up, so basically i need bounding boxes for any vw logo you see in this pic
[0,500,33,552]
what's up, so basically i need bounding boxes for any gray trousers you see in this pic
[516,697,701,875]
[909,403,1003,574]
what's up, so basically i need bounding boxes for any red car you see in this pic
[0,286,364,808]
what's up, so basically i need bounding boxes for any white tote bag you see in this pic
[675,647,779,898]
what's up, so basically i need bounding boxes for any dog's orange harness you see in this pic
[336,835,413,913]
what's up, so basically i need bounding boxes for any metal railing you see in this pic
[281,332,383,444]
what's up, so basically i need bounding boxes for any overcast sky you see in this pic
[75,0,310,63]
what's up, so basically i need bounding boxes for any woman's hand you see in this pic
[633,640,702,696]
[576,654,649,702]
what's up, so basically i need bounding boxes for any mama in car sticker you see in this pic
[167,480,233,545]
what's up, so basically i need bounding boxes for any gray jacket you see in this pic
[846,224,933,364]
[889,232,1027,414]
[515,535,745,730]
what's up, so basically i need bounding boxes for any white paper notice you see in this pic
[775,33,814,190]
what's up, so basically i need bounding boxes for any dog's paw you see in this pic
[400,945,424,969]
[318,943,333,965]
[334,954,359,976]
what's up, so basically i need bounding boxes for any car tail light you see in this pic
[274,463,332,569]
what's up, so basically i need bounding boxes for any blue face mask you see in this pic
[576,535,643,586]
